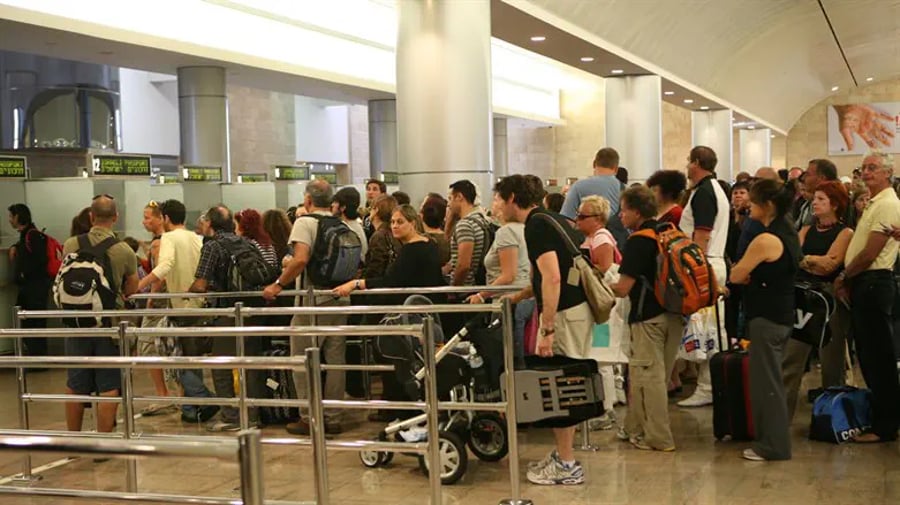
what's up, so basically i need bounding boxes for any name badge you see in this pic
[567,267,580,287]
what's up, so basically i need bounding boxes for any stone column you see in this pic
[493,117,509,181]
[739,128,772,174]
[396,0,493,205]
[177,66,230,180]
[692,109,734,180]
[605,75,662,182]
[368,99,397,180]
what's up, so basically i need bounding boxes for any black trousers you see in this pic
[18,285,49,356]
[850,270,900,441]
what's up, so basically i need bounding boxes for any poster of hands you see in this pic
[827,102,898,155]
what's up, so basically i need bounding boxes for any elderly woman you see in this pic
[575,195,620,273]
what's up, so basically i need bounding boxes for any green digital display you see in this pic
[0,157,27,177]
[239,173,268,183]
[382,172,399,184]
[275,165,310,181]
[183,165,223,182]
[313,173,337,184]
[92,155,151,176]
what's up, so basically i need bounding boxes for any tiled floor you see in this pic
[0,367,897,505]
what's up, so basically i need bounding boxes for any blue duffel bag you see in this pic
[809,386,872,444]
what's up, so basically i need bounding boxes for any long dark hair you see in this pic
[749,179,793,217]
[263,209,292,258]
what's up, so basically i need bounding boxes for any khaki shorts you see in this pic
[546,302,593,359]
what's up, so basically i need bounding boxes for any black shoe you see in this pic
[181,405,220,423]
[286,419,343,436]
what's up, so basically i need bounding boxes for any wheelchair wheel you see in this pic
[467,413,509,462]
[418,430,468,485]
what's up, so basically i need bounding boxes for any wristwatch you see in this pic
[354,279,362,290]
[539,327,556,337]
[275,278,283,288]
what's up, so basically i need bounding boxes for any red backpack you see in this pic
[632,222,717,316]
[26,228,64,279]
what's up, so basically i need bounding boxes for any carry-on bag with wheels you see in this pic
[709,302,755,441]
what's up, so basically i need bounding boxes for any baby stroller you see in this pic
[358,295,509,485]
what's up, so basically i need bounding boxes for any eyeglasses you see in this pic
[860,163,882,172]
[92,194,114,201]
[575,213,601,221]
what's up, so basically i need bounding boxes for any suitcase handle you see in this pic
[713,295,728,352]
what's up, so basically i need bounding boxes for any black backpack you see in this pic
[304,214,363,288]
[472,213,498,286]
[53,235,119,328]
[217,235,279,300]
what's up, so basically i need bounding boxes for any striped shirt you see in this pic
[450,210,491,286]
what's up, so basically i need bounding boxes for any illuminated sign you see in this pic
[381,172,399,184]
[274,165,310,181]
[313,173,337,184]
[238,173,268,183]
[182,165,223,182]
[92,155,152,176]
[0,156,27,177]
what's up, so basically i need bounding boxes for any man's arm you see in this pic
[693,229,712,253]
[844,230,890,279]
[263,242,311,300]
[560,187,579,220]
[138,236,175,292]
[122,273,139,298]
[535,252,561,328]
[452,241,474,286]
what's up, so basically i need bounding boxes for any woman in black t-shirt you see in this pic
[730,179,801,462]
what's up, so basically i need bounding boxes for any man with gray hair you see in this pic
[263,179,348,435]
[837,151,900,443]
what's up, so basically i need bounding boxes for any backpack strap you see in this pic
[78,234,120,294]
[627,228,659,316]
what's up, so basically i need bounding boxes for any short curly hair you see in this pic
[646,170,687,203]
[620,186,657,219]
[578,195,611,224]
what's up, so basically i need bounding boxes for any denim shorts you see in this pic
[65,337,122,395]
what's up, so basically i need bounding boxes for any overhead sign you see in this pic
[0,156,27,178]
[381,172,399,184]
[828,102,900,155]
[182,165,223,182]
[313,173,337,184]
[274,165,310,181]
[238,173,268,183]
[92,155,152,176]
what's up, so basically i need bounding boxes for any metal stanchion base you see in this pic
[499,499,534,505]
[574,420,599,452]
[575,443,600,452]
[11,474,43,483]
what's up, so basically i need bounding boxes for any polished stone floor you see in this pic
[0,366,897,505]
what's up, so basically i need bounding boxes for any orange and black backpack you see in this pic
[632,222,717,316]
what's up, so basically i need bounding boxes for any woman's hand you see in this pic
[332,280,357,297]
[465,293,485,304]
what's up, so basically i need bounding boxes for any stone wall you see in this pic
[348,104,370,184]
[227,84,296,179]
[662,101,691,173]
[787,78,900,176]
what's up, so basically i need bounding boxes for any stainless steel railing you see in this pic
[8,284,531,505]
[0,430,266,505]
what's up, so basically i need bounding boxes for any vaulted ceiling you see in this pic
[516,0,900,132]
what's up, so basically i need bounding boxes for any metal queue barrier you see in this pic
[2,285,534,505]
[131,285,532,505]
[0,430,266,505]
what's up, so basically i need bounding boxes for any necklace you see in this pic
[816,219,837,231]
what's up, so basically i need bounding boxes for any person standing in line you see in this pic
[235,209,279,268]
[499,175,591,486]
[677,146,731,408]
[332,187,369,261]
[612,186,683,452]
[730,178,800,461]
[445,179,491,288]
[837,152,900,443]
[364,179,387,240]
[136,199,217,423]
[646,170,687,227]
[262,209,294,265]
[8,204,51,361]
[560,148,628,246]
[420,194,451,268]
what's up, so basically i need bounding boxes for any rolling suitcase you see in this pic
[260,342,300,425]
[709,303,755,441]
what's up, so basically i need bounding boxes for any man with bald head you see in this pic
[61,195,139,434]
[755,167,780,181]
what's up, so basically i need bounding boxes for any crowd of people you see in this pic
[6,145,899,486]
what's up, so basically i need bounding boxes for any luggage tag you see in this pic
[266,378,280,391]
[566,267,580,287]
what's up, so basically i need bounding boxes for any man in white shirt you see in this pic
[137,199,216,423]
[679,146,730,408]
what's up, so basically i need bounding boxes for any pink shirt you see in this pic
[582,228,622,264]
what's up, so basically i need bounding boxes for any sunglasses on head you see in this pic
[93,194,115,201]
[147,200,159,208]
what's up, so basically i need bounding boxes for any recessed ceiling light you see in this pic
[700,106,709,110]
[683,99,694,104]
[580,57,595,62]
[866,77,874,82]
[530,36,546,42]
[663,91,675,96]
[610,69,624,74]
[748,125,756,130]
[770,134,776,138]
[831,86,839,91]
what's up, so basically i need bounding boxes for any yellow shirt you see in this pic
[151,228,204,309]
[845,186,900,271]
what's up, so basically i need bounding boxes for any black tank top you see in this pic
[800,223,846,282]
[744,218,801,326]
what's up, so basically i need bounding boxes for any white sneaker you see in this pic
[742,449,766,461]
[677,390,713,408]
[527,449,558,472]
[526,458,584,486]
[589,411,617,431]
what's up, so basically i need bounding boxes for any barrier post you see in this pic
[498,298,532,505]
[575,420,599,452]
[305,347,330,505]
[11,305,38,483]
[422,317,442,505]
[237,429,265,505]
[235,302,250,430]
[118,321,139,492]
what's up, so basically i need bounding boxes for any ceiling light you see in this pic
[530,36,546,42]
[748,125,756,129]
[770,134,776,138]
[663,91,675,96]
[831,86,839,91]
[610,69,624,74]
[700,106,709,110]
[683,99,694,104]
[580,57,595,62]
[866,77,874,82]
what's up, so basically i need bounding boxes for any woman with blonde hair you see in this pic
[575,195,620,273]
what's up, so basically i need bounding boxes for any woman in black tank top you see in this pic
[729,179,800,462]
